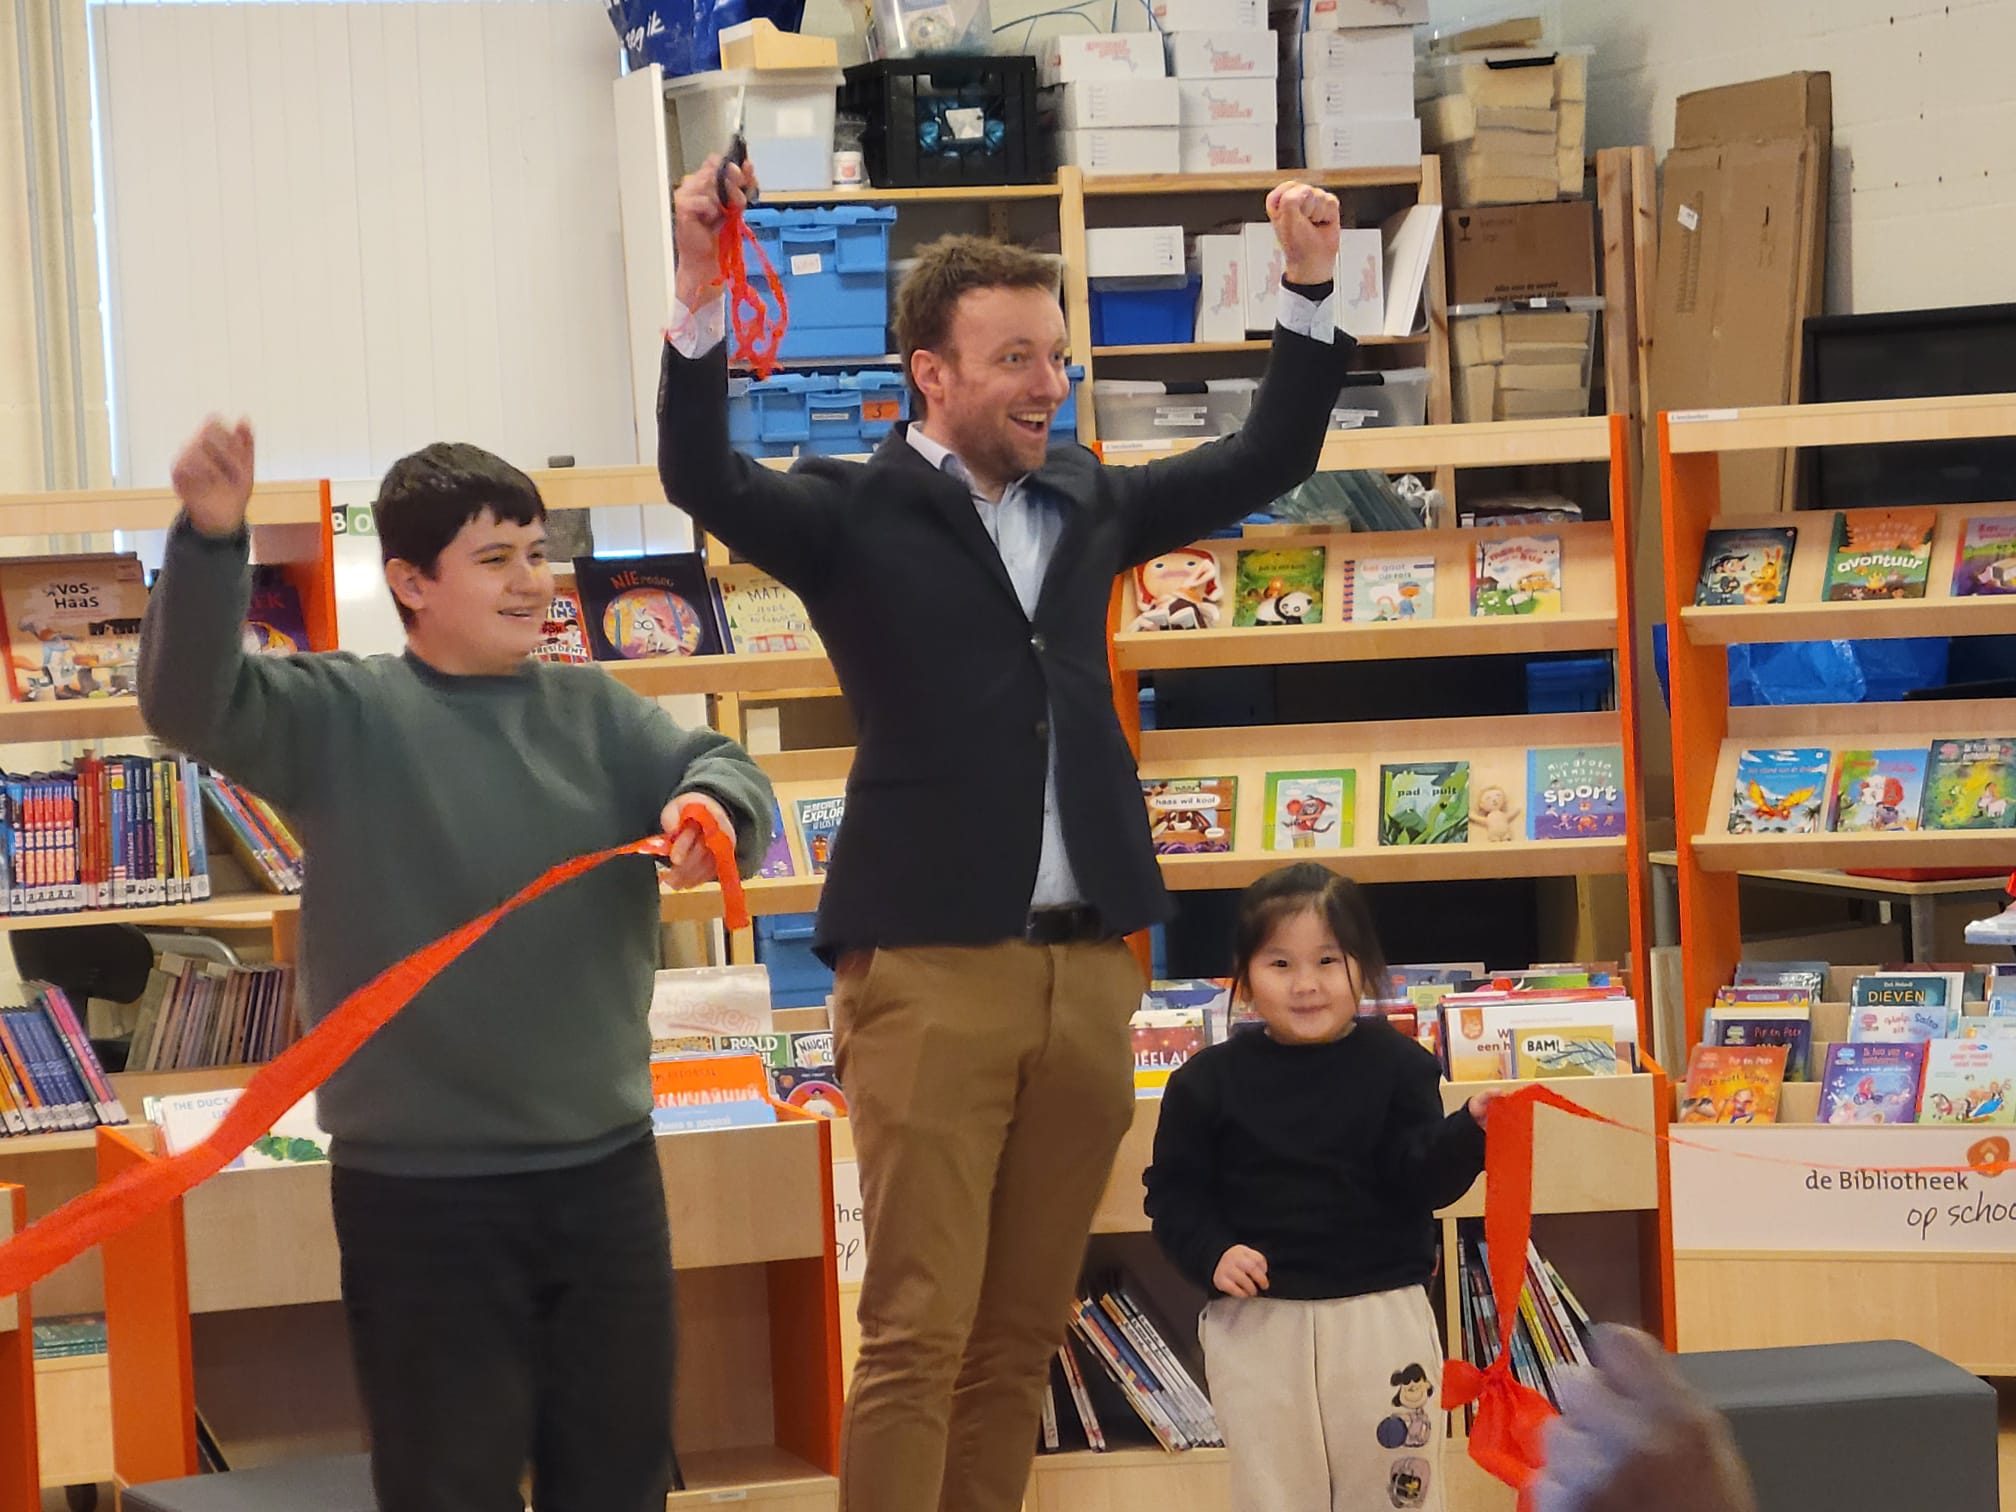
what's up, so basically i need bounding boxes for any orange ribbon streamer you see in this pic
[0,803,746,1299]
[718,202,788,380]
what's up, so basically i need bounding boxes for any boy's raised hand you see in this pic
[171,417,255,539]
[672,154,761,311]
[1213,1243,1270,1299]
[660,792,736,891]
[1266,181,1342,286]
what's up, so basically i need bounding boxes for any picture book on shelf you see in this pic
[1678,1045,1787,1125]
[796,795,846,875]
[1734,960,1828,994]
[1827,748,1928,833]
[1380,761,1470,846]
[1142,777,1237,855]
[758,801,795,880]
[1232,548,1326,627]
[0,553,149,703]
[149,1089,328,1169]
[1130,1007,1207,1095]
[1511,1026,1620,1078]
[1527,746,1625,840]
[572,553,724,661]
[1264,771,1353,851]
[1921,738,2016,830]
[1821,508,1937,601]
[1920,1040,2016,1125]
[1693,528,1795,607]
[1703,1007,1812,1081]
[1440,994,1639,1081]
[1128,548,1223,633]
[713,573,823,655]
[1846,995,1954,1045]
[242,567,311,655]
[532,587,593,665]
[1817,1042,1926,1125]
[1353,557,1435,622]
[1951,515,2016,597]
[1470,536,1561,616]
[1727,748,1830,834]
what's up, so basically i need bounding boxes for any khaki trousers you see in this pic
[832,940,1142,1512]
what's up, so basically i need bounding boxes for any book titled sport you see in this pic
[1821,508,1937,601]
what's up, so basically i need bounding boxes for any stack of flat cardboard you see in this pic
[1419,40,1589,205]
[1444,199,1598,422]
[1454,309,1595,421]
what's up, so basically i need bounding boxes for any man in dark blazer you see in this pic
[661,154,1353,1512]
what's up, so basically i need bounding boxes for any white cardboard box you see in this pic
[1165,30,1279,79]
[1086,224,1188,278]
[1304,0,1429,28]
[1191,233,1247,343]
[1040,31,1166,87]
[1057,128,1183,177]
[1049,77,1182,129]
[1177,77,1278,128]
[1180,124,1277,174]
[1335,226,1386,339]
[1152,0,1265,26]
[1242,220,1286,332]
[1301,72,1416,122]
[1292,23,1417,78]
[1303,115,1422,169]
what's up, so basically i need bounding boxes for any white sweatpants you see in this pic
[1201,1285,1446,1512]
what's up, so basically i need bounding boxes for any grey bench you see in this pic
[122,1454,376,1512]
[1673,1340,1997,1512]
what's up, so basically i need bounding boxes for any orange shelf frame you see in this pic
[0,1186,37,1512]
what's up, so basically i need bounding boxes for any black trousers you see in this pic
[330,1134,675,1512]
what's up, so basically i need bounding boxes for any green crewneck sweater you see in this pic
[138,517,775,1176]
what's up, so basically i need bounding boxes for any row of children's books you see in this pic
[1681,960,2016,1126]
[32,1313,106,1361]
[0,755,301,916]
[1694,510,2016,606]
[125,955,299,1074]
[1730,740,2016,835]
[0,555,311,705]
[0,984,126,1135]
[1454,1233,1594,1428]
[1126,536,1568,632]
[534,555,820,665]
[1040,1280,1222,1455]
[1140,748,1625,856]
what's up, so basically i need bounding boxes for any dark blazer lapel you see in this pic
[1030,445,1104,623]
[870,426,1025,613]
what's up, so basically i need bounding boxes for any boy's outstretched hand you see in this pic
[660,792,736,890]
[172,417,255,539]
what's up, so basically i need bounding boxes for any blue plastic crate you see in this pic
[1052,364,1085,442]
[850,370,910,444]
[805,386,865,455]
[747,205,898,361]
[754,912,833,1009]
[1089,277,1199,347]
[1526,657,1613,714]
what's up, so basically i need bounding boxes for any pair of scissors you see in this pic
[715,88,760,209]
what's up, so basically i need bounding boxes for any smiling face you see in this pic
[387,507,553,674]
[912,284,1072,497]
[1242,905,1364,1047]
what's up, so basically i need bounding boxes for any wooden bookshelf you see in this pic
[1093,334,1429,358]
[759,183,1062,205]
[0,892,297,934]
[0,697,148,743]
[1081,166,1427,196]
[608,650,837,699]
[0,479,324,536]
[1099,414,1614,472]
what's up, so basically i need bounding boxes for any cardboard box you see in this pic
[1243,220,1285,333]
[1180,125,1277,174]
[1057,127,1183,176]
[1165,30,1278,79]
[1289,24,1415,80]
[1304,0,1428,27]
[1040,32,1167,87]
[1303,115,1421,170]
[1452,314,1504,367]
[1455,363,1497,423]
[1335,226,1386,340]
[1178,78,1277,128]
[1422,96,1554,146]
[1499,361,1588,391]
[1443,200,1596,306]
[1153,0,1264,27]
[1653,73,1830,510]
[1191,233,1247,342]
[1495,387,1587,419]
[1300,72,1415,123]
[1086,224,1187,278]
[1048,77,1182,130]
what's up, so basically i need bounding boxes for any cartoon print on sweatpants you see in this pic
[1388,1455,1431,1509]
[1375,1362,1435,1449]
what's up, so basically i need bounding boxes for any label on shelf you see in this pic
[834,1158,865,1283]
[790,253,824,276]
[1672,1125,2016,1254]
[1677,204,1701,231]
[1669,407,1739,423]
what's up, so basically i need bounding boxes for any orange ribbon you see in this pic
[718,202,788,381]
[0,802,746,1299]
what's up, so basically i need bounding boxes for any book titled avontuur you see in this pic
[1821,508,1937,601]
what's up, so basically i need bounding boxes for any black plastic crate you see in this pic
[842,56,1044,190]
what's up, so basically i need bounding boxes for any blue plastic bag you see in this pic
[609,0,807,79]
[1727,637,1950,707]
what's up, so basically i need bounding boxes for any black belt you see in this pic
[1024,905,1109,946]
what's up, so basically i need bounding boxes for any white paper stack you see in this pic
[1268,0,1425,171]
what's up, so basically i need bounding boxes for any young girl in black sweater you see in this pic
[1145,863,1492,1512]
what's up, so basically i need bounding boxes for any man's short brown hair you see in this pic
[893,235,1062,417]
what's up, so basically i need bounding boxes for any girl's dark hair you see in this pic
[1232,863,1391,1004]
[1391,1362,1430,1403]
[375,442,546,627]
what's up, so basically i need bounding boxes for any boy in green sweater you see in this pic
[139,418,775,1512]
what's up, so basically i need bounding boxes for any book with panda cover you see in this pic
[1232,548,1325,627]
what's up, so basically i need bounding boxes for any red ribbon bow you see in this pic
[718,201,788,380]
[0,801,746,1298]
